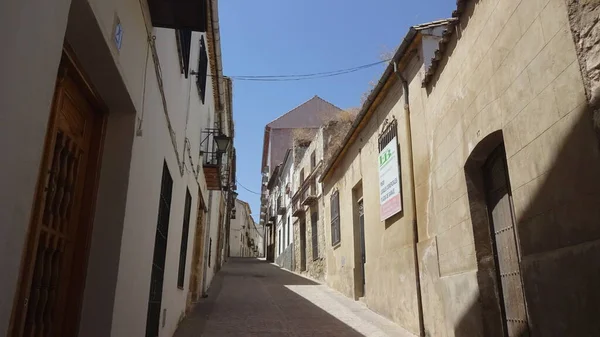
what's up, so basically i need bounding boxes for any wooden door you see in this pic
[11,50,105,337]
[483,145,529,337]
[299,219,307,271]
[358,200,366,294]
[310,211,319,260]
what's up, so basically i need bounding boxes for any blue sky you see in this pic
[219,0,456,220]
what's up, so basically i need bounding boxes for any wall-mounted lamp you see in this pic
[214,133,231,153]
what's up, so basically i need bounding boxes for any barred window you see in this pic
[196,36,208,104]
[330,191,340,245]
[177,189,192,289]
[378,119,398,151]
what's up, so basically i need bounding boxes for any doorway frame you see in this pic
[8,44,108,337]
[464,131,530,337]
[351,182,365,299]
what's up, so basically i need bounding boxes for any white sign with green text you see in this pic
[378,137,402,221]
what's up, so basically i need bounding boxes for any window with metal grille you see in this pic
[330,191,340,245]
[208,238,212,267]
[311,151,316,170]
[378,119,398,151]
[176,30,192,78]
[145,162,173,337]
[177,189,192,289]
[311,211,319,260]
[196,36,208,104]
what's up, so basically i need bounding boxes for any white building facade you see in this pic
[272,150,295,269]
[0,0,234,337]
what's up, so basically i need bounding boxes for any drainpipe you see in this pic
[394,61,425,337]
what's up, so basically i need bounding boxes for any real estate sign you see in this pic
[378,137,402,221]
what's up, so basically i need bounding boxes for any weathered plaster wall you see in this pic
[322,79,421,335]
[414,0,600,336]
[291,128,327,280]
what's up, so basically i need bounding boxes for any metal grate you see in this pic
[145,162,173,337]
[177,189,192,289]
[378,119,398,151]
[24,131,82,336]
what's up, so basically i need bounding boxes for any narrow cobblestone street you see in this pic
[174,258,415,337]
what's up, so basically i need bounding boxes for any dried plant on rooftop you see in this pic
[291,128,314,146]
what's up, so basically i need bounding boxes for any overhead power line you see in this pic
[207,58,391,82]
[236,179,262,195]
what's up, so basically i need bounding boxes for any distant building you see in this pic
[290,118,354,282]
[229,199,263,257]
[260,96,343,263]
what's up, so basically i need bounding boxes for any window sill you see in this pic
[332,241,341,250]
[177,286,184,291]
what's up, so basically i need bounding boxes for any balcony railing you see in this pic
[276,197,286,215]
[301,179,318,206]
[292,195,305,217]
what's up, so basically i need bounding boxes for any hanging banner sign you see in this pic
[378,136,402,221]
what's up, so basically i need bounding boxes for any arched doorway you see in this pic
[465,131,530,337]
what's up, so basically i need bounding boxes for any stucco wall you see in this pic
[414,0,600,336]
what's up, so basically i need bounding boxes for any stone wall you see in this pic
[566,0,600,136]
[413,0,600,336]
[302,203,327,282]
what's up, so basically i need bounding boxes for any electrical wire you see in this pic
[206,58,391,82]
[236,179,262,195]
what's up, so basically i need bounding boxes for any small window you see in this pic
[176,30,192,78]
[330,191,340,245]
[300,169,305,185]
[196,36,208,104]
[177,189,192,289]
[310,151,316,170]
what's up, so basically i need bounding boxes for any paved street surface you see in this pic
[174,258,415,337]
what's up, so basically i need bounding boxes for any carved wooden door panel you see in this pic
[484,145,529,337]
[11,52,104,337]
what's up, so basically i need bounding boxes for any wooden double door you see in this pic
[10,50,105,337]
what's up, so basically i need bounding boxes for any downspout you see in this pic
[394,61,425,337]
